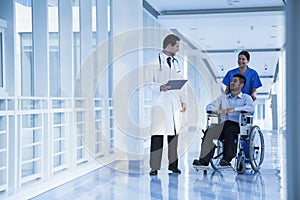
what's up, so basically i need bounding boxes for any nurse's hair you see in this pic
[233,74,246,88]
[163,34,180,49]
[238,50,250,61]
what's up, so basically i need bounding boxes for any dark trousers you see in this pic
[150,135,179,170]
[200,120,239,163]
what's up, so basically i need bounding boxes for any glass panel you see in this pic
[95,121,102,130]
[0,134,6,150]
[0,151,5,167]
[53,126,65,139]
[77,136,83,146]
[96,132,101,141]
[96,143,101,153]
[76,123,83,133]
[22,144,41,161]
[22,114,42,128]
[0,32,3,87]
[53,112,64,124]
[7,99,14,110]
[21,99,41,110]
[76,111,84,121]
[94,99,103,107]
[0,100,5,111]
[21,160,41,177]
[0,116,6,132]
[0,169,6,186]
[53,154,65,167]
[95,110,102,119]
[52,100,66,108]
[53,140,65,154]
[22,129,42,145]
[76,149,83,160]
[75,100,83,108]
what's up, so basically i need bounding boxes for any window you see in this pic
[0,32,3,88]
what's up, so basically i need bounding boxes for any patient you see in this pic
[193,74,254,167]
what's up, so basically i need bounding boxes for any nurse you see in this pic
[222,50,262,101]
[144,34,187,176]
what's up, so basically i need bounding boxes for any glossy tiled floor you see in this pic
[32,130,286,200]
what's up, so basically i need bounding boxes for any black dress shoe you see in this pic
[193,159,209,166]
[168,167,181,174]
[149,169,157,176]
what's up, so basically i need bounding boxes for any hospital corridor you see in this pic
[0,0,299,199]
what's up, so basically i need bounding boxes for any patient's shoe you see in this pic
[219,159,231,166]
[193,159,209,166]
[219,159,232,170]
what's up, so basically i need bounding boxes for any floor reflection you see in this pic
[31,130,285,200]
[150,176,163,200]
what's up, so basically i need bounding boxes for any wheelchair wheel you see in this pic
[236,158,246,174]
[248,125,264,171]
[210,140,224,170]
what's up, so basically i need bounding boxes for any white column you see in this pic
[0,0,14,96]
[95,0,109,99]
[79,0,93,64]
[110,0,144,166]
[286,0,300,199]
[0,0,17,194]
[59,0,73,98]
[96,0,108,44]
[32,0,49,97]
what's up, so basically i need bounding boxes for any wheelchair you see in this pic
[205,111,265,174]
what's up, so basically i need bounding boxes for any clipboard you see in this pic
[166,80,188,90]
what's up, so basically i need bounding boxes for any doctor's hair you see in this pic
[238,50,250,61]
[163,34,180,48]
[233,74,246,88]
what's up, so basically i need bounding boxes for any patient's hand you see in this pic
[216,108,234,115]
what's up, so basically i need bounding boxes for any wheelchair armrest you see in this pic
[240,111,253,116]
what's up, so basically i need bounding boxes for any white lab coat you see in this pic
[144,52,187,136]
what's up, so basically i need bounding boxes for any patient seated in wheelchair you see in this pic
[193,74,254,168]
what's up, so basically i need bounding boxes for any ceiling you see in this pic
[144,0,286,98]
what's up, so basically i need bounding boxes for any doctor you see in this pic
[145,34,187,176]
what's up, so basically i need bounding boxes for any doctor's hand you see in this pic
[181,103,187,113]
[160,84,171,92]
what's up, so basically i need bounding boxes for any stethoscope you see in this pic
[158,53,180,73]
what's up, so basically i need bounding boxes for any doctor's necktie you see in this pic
[166,57,172,68]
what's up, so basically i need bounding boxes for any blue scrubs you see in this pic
[222,67,262,95]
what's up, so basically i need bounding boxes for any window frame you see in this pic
[0,19,7,93]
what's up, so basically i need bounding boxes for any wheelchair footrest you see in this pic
[193,165,210,171]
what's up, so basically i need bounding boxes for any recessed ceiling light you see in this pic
[190,27,198,30]
[270,35,277,38]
